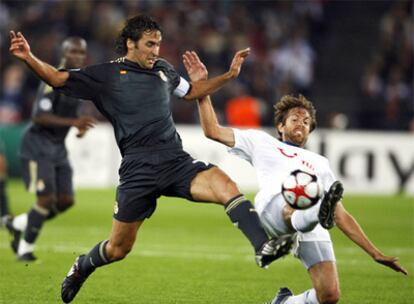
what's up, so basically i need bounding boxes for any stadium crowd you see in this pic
[0,0,412,130]
[359,1,413,130]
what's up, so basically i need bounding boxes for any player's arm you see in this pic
[9,31,68,87]
[183,48,250,100]
[32,90,96,138]
[183,51,235,147]
[197,96,235,147]
[33,114,96,138]
[335,202,408,275]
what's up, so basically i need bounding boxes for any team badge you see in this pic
[39,98,52,111]
[158,71,168,82]
[37,179,45,192]
[120,70,127,75]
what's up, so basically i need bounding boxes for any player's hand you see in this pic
[9,31,31,61]
[228,48,250,79]
[182,51,208,82]
[374,254,408,275]
[74,116,96,138]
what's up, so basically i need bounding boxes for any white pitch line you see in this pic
[1,242,413,267]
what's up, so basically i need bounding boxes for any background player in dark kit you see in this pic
[6,37,96,261]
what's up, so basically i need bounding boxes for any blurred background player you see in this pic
[6,37,96,262]
[182,51,408,304]
[0,139,10,226]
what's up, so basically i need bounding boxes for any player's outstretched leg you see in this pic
[61,240,110,303]
[255,235,294,268]
[224,195,293,268]
[17,204,50,261]
[269,287,293,304]
[190,168,293,268]
[61,255,90,303]
[318,181,344,229]
[62,219,142,302]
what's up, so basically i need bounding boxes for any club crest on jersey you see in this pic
[120,70,127,75]
[39,98,52,111]
[158,71,168,82]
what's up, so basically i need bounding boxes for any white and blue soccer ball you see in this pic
[281,170,323,209]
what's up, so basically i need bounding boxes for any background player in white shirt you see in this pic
[182,51,408,304]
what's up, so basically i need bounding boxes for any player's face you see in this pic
[129,30,161,69]
[278,107,311,147]
[63,42,87,69]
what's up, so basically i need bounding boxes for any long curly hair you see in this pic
[273,94,317,138]
[115,15,162,55]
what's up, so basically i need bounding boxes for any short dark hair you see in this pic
[273,94,317,137]
[115,15,162,55]
[61,37,86,52]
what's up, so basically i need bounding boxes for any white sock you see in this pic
[291,205,319,233]
[13,213,28,231]
[285,288,319,304]
[18,239,35,256]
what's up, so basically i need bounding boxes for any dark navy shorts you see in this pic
[21,158,73,196]
[114,154,214,222]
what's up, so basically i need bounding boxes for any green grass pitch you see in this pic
[1,180,413,303]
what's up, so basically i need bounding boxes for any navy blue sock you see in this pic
[24,207,47,243]
[46,201,73,221]
[225,195,268,253]
[80,240,112,277]
[46,205,59,220]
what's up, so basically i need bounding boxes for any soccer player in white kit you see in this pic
[182,51,408,304]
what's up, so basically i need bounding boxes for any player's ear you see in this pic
[126,39,137,51]
[277,122,284,134]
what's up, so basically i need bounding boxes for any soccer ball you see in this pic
[281,170,322,209]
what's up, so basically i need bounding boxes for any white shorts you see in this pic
[295,240,336,269]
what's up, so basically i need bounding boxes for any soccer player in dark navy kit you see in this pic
[5,37,96,261]
[10,15,292,302]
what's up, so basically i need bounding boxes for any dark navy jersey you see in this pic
[20,82,82,161]
[56,58,190,158]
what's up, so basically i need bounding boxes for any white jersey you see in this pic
[229,128,337,241]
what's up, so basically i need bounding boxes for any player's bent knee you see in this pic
[216,175,241,203]
[38,195,58,210]
[319,289,340,304]
[225,179,239,194]
[57,197,75,211]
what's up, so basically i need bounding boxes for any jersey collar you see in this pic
[283,140,300,147]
